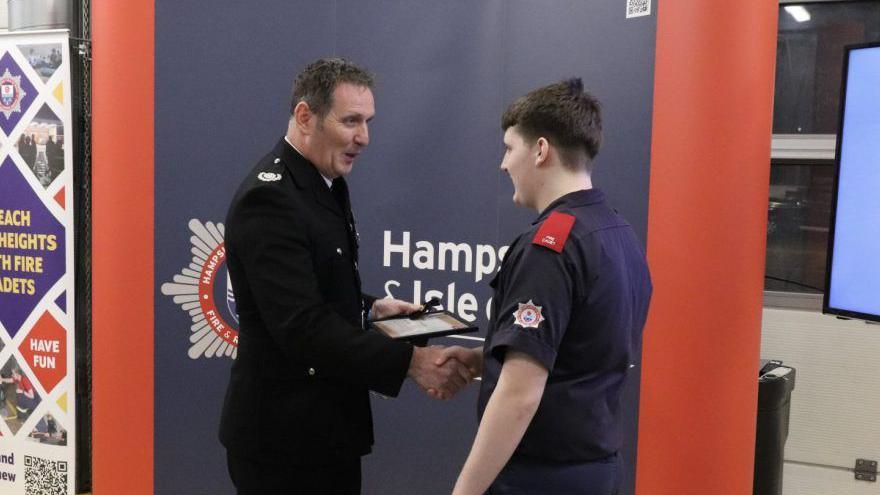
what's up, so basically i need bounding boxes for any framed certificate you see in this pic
[370,310,478,342]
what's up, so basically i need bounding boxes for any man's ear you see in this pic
[292,101,314,135]
[535,137,551,167]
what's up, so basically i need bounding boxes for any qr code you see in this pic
[24,455,68,495]
[626,0,651,18]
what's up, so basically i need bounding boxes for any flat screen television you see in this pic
[823,42,880,323]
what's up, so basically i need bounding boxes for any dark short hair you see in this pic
[501,78,603,171]
[290,58,374,117]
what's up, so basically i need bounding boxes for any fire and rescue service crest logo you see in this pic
[161,219,239,360]
[0,68,26,118]
[512,300,545,329]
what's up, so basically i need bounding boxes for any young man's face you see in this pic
[309,82,375,179]
[500,126,539,209]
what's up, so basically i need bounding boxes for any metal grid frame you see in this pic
[70,0,92,492]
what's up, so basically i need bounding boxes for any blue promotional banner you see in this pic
[0,31,75,495]
[156,2,655,493]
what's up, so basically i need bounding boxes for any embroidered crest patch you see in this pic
[512,300,545,329]
[257,172,282,182]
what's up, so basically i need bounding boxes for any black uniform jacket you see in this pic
[219,139,414,464]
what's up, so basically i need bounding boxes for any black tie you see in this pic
[330,178,348,213]
[331,178,358,252]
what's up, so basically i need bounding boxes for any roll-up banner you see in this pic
[155,2,654,493]
[0,30,75,495]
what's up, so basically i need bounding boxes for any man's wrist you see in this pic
[452,473,481,495]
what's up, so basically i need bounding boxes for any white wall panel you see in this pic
[762,307,880,476]
[783,462,879,495]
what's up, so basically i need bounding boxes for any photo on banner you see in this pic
[15,104,65,189]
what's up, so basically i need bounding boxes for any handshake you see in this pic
[407,345,483,400]
[373,298,483,400]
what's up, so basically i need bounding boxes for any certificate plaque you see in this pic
[370,311,478,342]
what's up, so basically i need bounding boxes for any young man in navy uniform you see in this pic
[219,58,472,495]
[441,79,653,495]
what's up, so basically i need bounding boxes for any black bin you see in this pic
[754,361,796,495]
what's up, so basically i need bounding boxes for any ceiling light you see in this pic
[784,5,811,23]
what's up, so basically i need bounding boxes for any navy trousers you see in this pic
[226,451,361,495]
[488,454,620,495]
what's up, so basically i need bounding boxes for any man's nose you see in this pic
[355,123,369,146]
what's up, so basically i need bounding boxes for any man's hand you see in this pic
[435,346,484,378]
[371,297,421,320]
[408,346,473,400]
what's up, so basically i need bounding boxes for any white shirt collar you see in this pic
[285,136,333,189]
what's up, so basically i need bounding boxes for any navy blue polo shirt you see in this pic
[478,188,652,462]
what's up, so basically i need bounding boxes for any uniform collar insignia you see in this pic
[257,172,282,182]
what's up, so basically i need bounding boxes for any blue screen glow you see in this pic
[828,45,880,318]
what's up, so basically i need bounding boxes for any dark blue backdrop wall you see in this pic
[155,2,656,493]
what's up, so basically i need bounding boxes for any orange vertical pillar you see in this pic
[92,1,155,493]
[636,2,778,494]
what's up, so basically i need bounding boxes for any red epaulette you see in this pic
[532,211,575,253]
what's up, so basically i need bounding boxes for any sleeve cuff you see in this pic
[371,340,414,397]
[487,327,557,371]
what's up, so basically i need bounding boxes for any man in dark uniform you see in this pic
[219,58,471,495]
[440,79,652,495]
